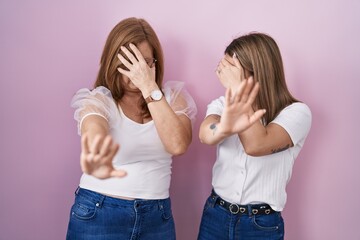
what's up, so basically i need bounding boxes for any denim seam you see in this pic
[251,215,280,231]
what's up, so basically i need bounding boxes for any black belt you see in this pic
[212,191,276,215]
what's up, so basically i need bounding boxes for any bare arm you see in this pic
[117,43,192,156]
[199,79,265,146]
[199,114,224,145]
[147,99,192,155]
[238,114,293,156]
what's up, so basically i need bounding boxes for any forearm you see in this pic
[199,115,230,145]
[238,121,269,156]
[239,120,293,156]
[148,99,192,155]
[81,115,110,143]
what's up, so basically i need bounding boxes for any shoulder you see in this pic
[283,102,311,113]
[162,81,186,101]
[205,96,225,117]
[207,96,225,108]
[162,80,196,106]
[272,102,312,143]
[74,86,113,99]
[278,102,312,120]
[71,86,114,106]
[162,80,197,121]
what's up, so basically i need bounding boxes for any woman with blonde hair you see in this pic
[66,17,197,239]
[198,32,312,239]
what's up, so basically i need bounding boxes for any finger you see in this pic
[81,134,90,154]
[221,57,231,67]
[99,135,113,156]
[233,79,247,103]
[108,143,120,158]
[249,109,266,124]
[117,53,133,70]
[225,88,232,106]
[89,135,103,155]
[215,67,221,78]
[219,58,227,68]
[110,169,127,178]
[100,143,119,166]
[232,53,242,69]
[129,43,146,64]
[247,80,260,105]
[120,45,139,65]
[117,67,131,78]
[86,153,95,164]
[239,78,254,103]
[80,153,90,174]
[240,64,246,81]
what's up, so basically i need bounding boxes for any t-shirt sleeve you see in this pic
[271,102,312,146]
[205,96,225,118]
[163,81,197,124]
[70,86,118,135]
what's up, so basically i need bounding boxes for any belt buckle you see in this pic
[229,203,240,214]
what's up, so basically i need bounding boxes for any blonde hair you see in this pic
[94,17,164,118]
[225,32,298,124]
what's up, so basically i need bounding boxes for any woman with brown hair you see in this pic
[66,17,196,239]
[197,32,312,239]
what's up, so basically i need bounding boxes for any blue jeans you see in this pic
[66,187,175,240]
[198,194,284,240]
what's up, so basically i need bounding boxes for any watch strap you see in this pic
[145,95,154,104]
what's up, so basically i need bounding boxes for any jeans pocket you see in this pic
[71,196,98,221]
[203,195,216,214]
[252,212,283,231]
[159,201,173,220]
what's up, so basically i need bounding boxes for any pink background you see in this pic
[1,0,359,239]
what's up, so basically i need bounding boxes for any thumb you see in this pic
[110,169,127,178]
[249,109,266,124]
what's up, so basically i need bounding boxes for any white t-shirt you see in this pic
[206,97,312,211]
[71,81,197,199]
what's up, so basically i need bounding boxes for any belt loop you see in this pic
[210,189,219,208]
[158,199,164,211]
[247,205,252,216]
[74,186,80,195]
[96,194,105,208]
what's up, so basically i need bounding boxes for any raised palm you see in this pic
[80,134,127,179]
[218,78,265,135]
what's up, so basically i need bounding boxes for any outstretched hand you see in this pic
[80,134,127,179]
[218,77,266,135]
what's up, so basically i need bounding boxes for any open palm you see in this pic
[80,134,127,179]
[218,78,266,135]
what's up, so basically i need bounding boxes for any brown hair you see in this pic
[225,32,298,125]
[94,17,164,118]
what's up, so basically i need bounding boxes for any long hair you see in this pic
[94,17,164,118]
[225,32,298,125]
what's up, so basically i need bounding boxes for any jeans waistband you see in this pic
[211,190,276,215]
[75,187,170,208]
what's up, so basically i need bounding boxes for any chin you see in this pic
[127,85,141,93]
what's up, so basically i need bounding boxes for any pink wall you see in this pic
[1,0,359,239]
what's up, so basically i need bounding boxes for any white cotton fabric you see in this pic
[206,98,312,211]
[70,81,197,199]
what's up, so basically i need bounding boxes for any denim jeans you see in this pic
[66,187,175,240]
[198,194,284,240]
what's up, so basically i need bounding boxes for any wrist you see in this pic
[141,82,159,98]
[210,122,229,139]
[216,122,233,138]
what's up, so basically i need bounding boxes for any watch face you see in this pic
[151,90,163,101]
